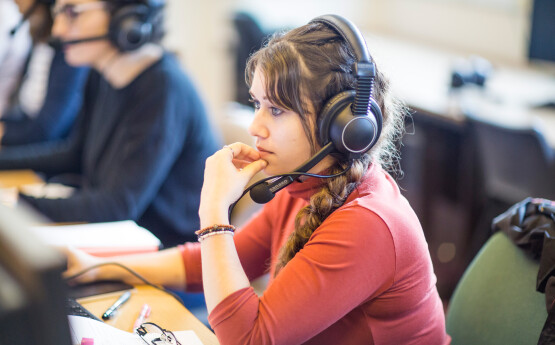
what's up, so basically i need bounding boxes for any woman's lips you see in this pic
[257,146,273,157]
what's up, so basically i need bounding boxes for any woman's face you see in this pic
[51,0,114,67]
[248,67,318,176]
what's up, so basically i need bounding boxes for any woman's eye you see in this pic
[271,107,283,116]
[249,98,261,110]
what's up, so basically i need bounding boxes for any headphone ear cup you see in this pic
[318,90,356,148]
[368,97,383,141]
[109,5,152,52]
[318,90,381,158]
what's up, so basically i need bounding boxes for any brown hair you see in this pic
[28,3,53,43]
[245,21,407,274]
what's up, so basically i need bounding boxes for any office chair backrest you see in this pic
[232,12,268,106]
[446,232,547,345]
[468,115,555,204]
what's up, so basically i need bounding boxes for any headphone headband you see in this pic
[309,15,372,65]
[109,0,165,7]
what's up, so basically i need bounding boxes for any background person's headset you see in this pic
[229,14,383,216]
[48,0,165,52]
[108,0,165,52]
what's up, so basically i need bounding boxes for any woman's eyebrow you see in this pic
[249,91,267,100]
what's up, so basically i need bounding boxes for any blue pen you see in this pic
[102,291,131,320]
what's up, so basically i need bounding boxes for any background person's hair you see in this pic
[29,2,53,43]
[245,21,407,274]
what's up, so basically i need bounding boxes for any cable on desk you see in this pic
[65,262,185,306]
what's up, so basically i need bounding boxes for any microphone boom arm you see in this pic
[264,141,335,194]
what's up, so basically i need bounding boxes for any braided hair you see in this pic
[245,21,407,275]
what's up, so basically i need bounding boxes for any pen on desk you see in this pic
[133,303,151,330]
[102,290,131,320]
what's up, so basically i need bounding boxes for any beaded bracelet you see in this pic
[195,224,236,241]
[198,229,234,242]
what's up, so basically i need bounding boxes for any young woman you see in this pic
[0,0,219,247]
[64,15,450,344]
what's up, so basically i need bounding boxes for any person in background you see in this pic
[0,0,89,146]
[0,0,220,247]
[63,15,450,344]
[0,0,32,118]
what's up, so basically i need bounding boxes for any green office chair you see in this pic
[446,232,547,345]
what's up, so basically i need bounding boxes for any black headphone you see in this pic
[109,0,165,52]
[311,14,383,161]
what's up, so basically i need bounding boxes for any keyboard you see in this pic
[65,297,102,321]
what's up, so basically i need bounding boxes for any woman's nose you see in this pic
[51,13,69,38]
[248,110,269,140]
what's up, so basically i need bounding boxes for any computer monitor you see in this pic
[528,0,555,64]
[0,204,72,345]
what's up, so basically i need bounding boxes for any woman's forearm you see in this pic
[77,247,187,290]
[200,233,250,313]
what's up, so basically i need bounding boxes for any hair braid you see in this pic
[274,157,369,275]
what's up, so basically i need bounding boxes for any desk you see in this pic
[0,169,42,188]
[0,171,218,343]
[79,285,219,345]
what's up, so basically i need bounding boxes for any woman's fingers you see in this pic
[225,142,261,162]
[60,245,100,284]
[232,158,255,169]
[240,159,267,179]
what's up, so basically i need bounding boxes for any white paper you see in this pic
[68,315,205,345]
[68,315,144,345]
[31,221,161,251]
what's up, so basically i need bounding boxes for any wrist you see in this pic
[199,208,230,229]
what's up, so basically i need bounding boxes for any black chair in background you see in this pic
[231,12,270,106]
[466,115,555,256]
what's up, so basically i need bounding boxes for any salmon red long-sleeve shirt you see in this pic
[179,164,450,344]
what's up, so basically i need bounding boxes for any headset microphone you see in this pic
[47,35,109,49]
[9,1,40,36]
[250,142,336,204]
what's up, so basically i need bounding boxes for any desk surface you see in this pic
[0,169,42,188]
[78,285,219,345]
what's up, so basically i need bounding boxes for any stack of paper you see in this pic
[31,221,161,257]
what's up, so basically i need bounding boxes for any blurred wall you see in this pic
[163,0,235,123]
[163,0,535,121]
[363,0,531,65]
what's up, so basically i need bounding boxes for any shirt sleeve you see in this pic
[207,206,396,345]
[178,202,274,292]
[0,112,86,174]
